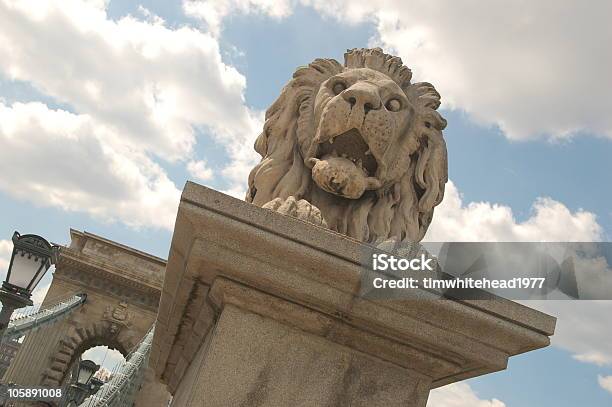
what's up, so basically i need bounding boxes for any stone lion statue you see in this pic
[247,48,447,243]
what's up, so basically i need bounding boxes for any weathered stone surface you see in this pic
[133,367,173,407]
[175,304,430,407]
[247,48,448,242]
[151,182,556,406]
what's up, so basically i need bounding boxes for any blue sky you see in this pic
[1,0,612,405]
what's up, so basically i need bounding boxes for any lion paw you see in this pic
[263,196,328,228]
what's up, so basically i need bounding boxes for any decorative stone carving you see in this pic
[57,259,160,310]
[248,47,448,242]
[104,301,133,334]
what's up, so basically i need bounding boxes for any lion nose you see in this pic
[342,83,382,112]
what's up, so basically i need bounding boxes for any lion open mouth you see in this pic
[306,128,382,199]
[315,128,378,177]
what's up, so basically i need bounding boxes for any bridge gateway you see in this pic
[3,229,170,405]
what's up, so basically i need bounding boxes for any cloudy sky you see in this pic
[0,0,611,405]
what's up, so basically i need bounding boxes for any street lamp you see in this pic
[65,359,100,406]
[75,360,99,387]
[0,231,56,336]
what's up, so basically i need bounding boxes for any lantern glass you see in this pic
[4,232,54,295]
[30,257,52,291]
[7,249,48,291]
[77,360,99,385]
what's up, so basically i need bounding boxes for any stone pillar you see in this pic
[150,182,556,407]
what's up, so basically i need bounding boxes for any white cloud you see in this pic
[574,352,612,367]
[0,0,256,160]
[424,181,603,242]
[187,160,214,182]
[219,108,264,198]
[0,102,180,229]
[598,375,612,395]
[0,0,262,224]
[183,0,293,36]
[530,300,612,368]
[428,382,505,407]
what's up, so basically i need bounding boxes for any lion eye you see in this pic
[386,98,402,112]
[332,81,346,95]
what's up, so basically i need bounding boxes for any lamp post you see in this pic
[65,359,99,406]
[0,231,56,337]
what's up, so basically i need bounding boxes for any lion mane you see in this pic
[247,48,447,243]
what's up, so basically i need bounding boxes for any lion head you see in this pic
[247,48,447,242]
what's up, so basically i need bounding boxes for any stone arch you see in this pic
[41,319,135,387]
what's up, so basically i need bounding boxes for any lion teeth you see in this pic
[329,138,334,144]
[365,149,372,156]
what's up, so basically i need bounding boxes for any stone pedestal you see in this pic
[151,182,556,407]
